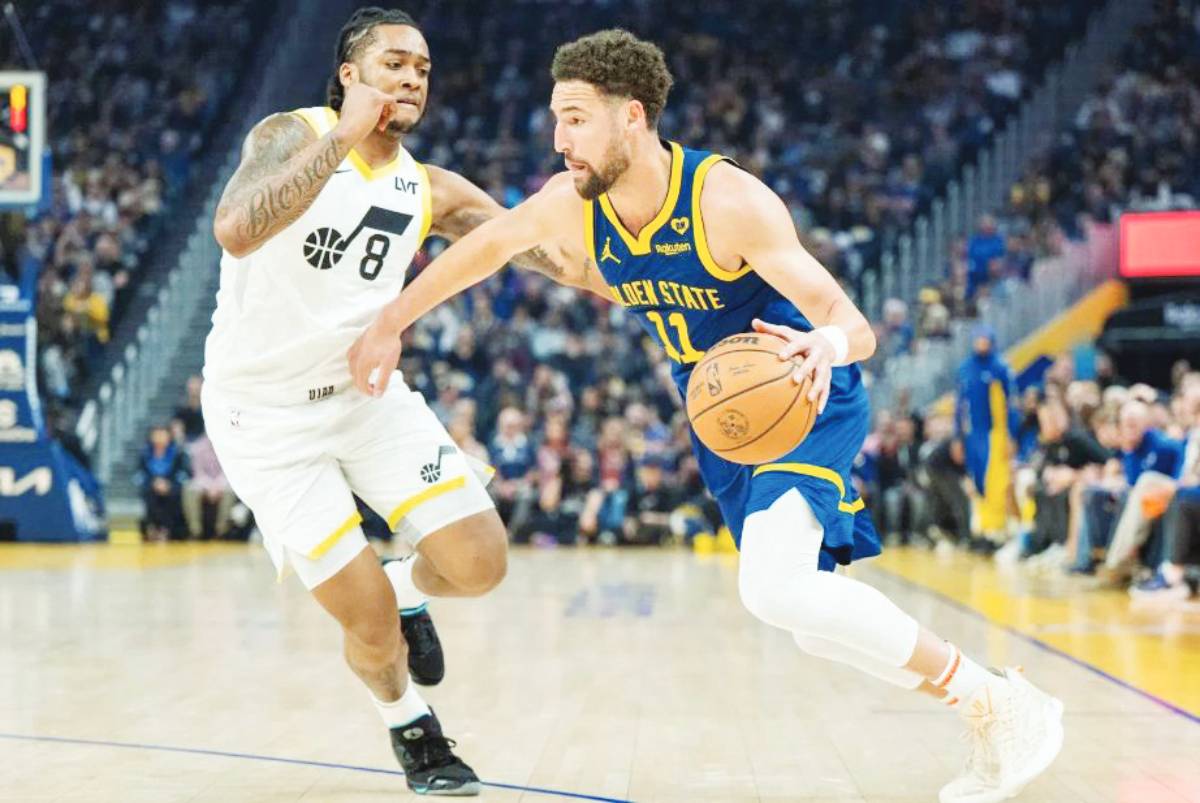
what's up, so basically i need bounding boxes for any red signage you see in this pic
[1120,211,1200,279]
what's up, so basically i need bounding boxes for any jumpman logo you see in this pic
[601,236,622,265]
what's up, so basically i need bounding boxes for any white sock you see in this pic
[934,642,992,708]
[372,683,431,729]
[383,555,428,613]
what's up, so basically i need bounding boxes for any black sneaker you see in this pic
[391,712,480,796]
[381,556,445,686]
[401,603,445,686]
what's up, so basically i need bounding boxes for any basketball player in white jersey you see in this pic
[204,7,569,796]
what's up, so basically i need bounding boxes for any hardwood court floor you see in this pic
[1,542,1198,803]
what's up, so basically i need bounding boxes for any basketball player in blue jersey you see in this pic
[350,29,1064,802]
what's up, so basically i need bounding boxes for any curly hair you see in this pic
[327,7,419,112]
[551,29,673,128]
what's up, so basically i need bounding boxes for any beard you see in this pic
[384,112,420,138]
[575,140,631,200]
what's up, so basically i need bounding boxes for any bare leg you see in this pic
[311,545,408,701]
[408,509,508,598]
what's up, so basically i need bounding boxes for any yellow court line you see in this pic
[866,547,1200,717]
[0,542,253,570]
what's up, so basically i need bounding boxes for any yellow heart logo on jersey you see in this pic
[670,217,690,235]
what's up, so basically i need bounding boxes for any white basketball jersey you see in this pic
[204,106,431,405]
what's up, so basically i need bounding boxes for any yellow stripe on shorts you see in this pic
[751,462,864,514]
[387,476,467,530]
[307,511,364,560]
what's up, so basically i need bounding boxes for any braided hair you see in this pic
[327,7,419,112]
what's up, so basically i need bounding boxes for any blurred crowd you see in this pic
[406,0,1097,289]
[135,375,249,542]
[7,0,1195,592]
[0,0,266,435]
[854,0,1200,606]
[862,337,1200,604]
[874,0,1200,359]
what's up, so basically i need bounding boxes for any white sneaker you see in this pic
[939,668,1064,803]
[1024,544,1066,576]
[994,539,1022,567]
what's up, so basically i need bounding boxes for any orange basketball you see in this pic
[685,332,817,465]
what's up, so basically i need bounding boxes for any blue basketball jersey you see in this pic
[584,141,880,568]
[586,142,863,399]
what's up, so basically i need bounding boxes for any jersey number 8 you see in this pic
[302,205,412,282]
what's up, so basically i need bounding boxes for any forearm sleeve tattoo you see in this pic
[216,114,350,251]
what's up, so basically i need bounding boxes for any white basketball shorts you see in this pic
[202,377,495,589]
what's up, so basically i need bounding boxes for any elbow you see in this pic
[859,324,877,361]
[212,214,250,258]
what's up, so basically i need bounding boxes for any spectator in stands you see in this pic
[173,376,206,441]
[1131,387,1200,599]
[182,434,235,541]
[447,405,489,464]
[558,450,605,546]
[956,325,1018,548]
[488,407,536,535]
[62,272,109,360]
[920,436,971,545]
[135,424,190,541]
[622,455,681,546]
[916,288,951,340]
[1086,401,1186,584]
[1024,396,1110,569]
[877,298,914,357]
[880,416,924,545]
[589,416,634,545]
[966,214,1006,300]
[1015,387,1043,462]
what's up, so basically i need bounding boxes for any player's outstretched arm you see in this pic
[347,173,574,396]
[425,165,582,284]
[213,82,399,257]
[703,163,877,412]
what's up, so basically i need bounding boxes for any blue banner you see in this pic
[0,297,105,541]
[0,297,43,443]
[0,440,105,541]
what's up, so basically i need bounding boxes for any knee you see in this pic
[737,569,779,625]
[461,542,507,595]
[434,517,508,596]
[738,568,825,631]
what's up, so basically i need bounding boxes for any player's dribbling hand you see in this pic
[334,81,399,146]
[751,318,834,414]
[348,317,403,398]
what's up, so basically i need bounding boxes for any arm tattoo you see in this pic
[441,209,566,279]
[216,114,348,250]
[511,244,565,278]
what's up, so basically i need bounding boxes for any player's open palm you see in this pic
[348,317,403,397]
[751,318,835,414]
[335,81,398,146]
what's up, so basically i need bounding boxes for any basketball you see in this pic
[686,331,817,465]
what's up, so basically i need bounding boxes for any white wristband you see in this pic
[814,325,850,366]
